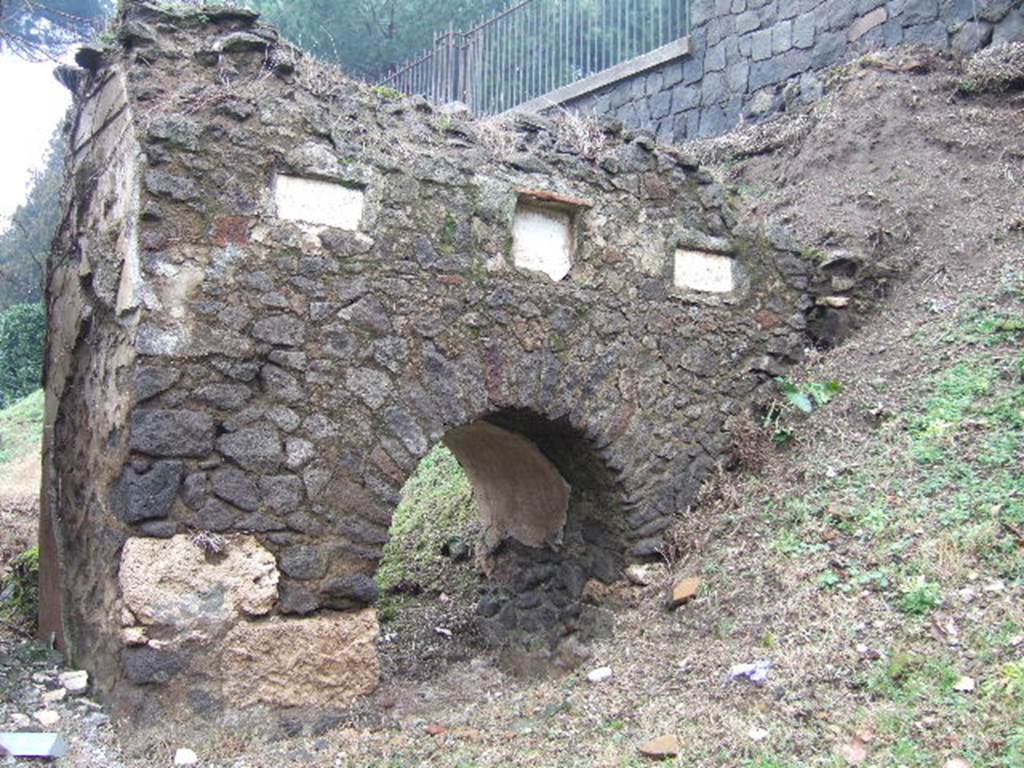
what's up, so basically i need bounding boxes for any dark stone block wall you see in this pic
[41,3,876,721]
[568,0,1024,143]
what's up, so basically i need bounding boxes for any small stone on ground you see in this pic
[638,733,681,759]
[669,577,701,607]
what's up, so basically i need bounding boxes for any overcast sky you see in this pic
[0,54,71,231]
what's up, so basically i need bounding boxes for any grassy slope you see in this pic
[731,296,1024,767]
[0,389,42,583]
[0,388,43,470]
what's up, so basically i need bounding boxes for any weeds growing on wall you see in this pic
[0,547,39,630]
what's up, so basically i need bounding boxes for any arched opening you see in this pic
[375,409,624,678]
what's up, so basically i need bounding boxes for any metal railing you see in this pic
[379,0,690,116]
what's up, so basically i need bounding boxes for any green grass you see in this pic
[0,388,44,467]
[376,444,480,617]
[753,299,1024,766]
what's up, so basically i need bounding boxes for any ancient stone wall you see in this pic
[41,2,856,721]
[566,0,1024,143]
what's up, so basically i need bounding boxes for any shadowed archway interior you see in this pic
[434,409,625,646]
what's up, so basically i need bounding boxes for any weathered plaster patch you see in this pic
[443,421,570,551]
[673,249,736,293]
[119,535,279,634]
[221,611,380,707]
[512,204,573,281]
[274,174,365,230]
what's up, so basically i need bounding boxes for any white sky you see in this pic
[0,53,71,232]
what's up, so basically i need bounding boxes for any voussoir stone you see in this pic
[119,534,279,631]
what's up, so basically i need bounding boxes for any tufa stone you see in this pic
[220,611,380,707]
[119,535,279,631]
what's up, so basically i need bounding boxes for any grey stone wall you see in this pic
[45,3,879,721]
[568,0,1024,143]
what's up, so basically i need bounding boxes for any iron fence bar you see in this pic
[378,0,690,116]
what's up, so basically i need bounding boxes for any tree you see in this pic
[0,128,65,312]
[246,0,507,79]
[0,302,45,406]
[0,0,111,60]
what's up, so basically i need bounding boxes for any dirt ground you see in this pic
[2,44,1023,767]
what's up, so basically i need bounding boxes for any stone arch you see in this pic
[39,3,832,720]
[287,338,646,643]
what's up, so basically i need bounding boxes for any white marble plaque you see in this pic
[512,205,573,281]
[673,249,736,293]
[274,174,364,230]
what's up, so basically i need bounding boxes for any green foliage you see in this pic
[376,444,480,602]
[243,0,507,78]
[1,547,40,629]
[761,378,843,445]
[899,576,942,616]
[0,303,45,407]
[817,570,841,590]
[776,377,843,414]
[0,0,111,59]
[741,758,807,768]
[0,388,44,466]
[0,129,66,312]
[985,659,1024,699]
[909,361,995,463]
[372,85,404,100]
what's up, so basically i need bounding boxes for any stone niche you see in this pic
[274,174,365,230]
[673,248,737,293]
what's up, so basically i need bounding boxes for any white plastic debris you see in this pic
[586,666,613,683]
[953,676,976,693]
[174,747,199,765]
[728,660,772,685]
[748,726,769,742]
[0,733,69,759]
